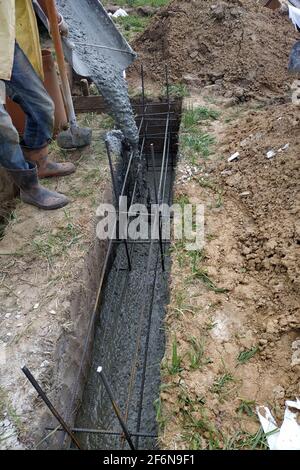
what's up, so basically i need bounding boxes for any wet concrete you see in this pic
[75,152,174,450]
[56,0,139,148]
[74,100,182,449]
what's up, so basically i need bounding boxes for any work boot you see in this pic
[7,163,69,210]
[22,145,76,179]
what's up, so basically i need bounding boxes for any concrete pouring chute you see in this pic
[48,0,139,148]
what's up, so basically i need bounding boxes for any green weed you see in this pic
[237,346,259,365]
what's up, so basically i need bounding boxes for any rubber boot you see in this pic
[7,163,69,210]
[22,145,76,179]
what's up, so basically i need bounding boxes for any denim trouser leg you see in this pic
[0,103,27,169]
[0,42,55,170]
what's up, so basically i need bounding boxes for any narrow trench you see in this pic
[74,100,182,450]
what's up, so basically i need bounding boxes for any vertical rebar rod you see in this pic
[141,64,145,120]
[151,144,165,272]
[165,64,170,110]
[140,65,150,171]
[21,366,82,450]
[105,140,132,272]
[97,367,136,451]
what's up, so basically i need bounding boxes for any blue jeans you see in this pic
[0,43,54,170]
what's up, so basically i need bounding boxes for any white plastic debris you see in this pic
[266,149,276,160]
[288,4,300,31]
[228,152,240,163]
[257,399,300,450]
[278,143,290,153]
[112,8,128,18]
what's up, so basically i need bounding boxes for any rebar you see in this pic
[57,66,177,450]
[97,367,135,451]
[22,366,82,450]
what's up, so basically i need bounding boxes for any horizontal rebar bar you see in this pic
[71,41,136,56]
[46,427,157,438]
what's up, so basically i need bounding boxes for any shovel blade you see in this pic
[288,41,300,73]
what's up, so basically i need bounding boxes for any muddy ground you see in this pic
[0,114,112,449]
[159,90,300,449]
[132,0,297,101]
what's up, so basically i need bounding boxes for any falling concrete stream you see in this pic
[56,0,139,148]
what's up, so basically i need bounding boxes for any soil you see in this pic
[0,115,112,449]
[131,0,297,101]
[159,92,300,449]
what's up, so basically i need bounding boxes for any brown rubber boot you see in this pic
[7,163,69,210]
[22,145,76,179]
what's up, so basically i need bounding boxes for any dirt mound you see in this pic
[220,102,300,295]
[160,96,300,450]
[133,0,297,100]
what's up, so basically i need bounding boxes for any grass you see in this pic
[167,337,183,375]
[180,133,216,160]
[188,337,212,370]
[236,399,256,417]
[191,268,228,294]
[163,83,190,99]
[31,216,82,264]
[224,427,269,450]
[174,194,190,209]
[101,115,115,130]
[103,0,169,6]
[114,15,150,40]
[211,372,235,396]
[237,346,259,365]
[154,396,166,430]
[182,107,220,130]
[0,210,17,241]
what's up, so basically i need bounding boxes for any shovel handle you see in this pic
[46,0,77,127]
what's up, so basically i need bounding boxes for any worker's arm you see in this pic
[36,0,68,36]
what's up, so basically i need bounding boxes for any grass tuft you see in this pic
[167,337,183,375]
[237,346,259,365]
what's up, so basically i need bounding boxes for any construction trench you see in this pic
[42,87,182,450]
[75,100,181,450]
[2,0,300,452]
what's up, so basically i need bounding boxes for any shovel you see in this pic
[287,0,300,73]
[288,40,300,73]
[46,0,92,149]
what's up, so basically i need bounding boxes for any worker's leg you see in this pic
[0,101,69,210]
[4,42,75,178]
[4,42,54,149]
[0,102,28,169]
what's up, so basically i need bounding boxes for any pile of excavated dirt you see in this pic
[219,101,300,295]
[132,0,297,100]
[160,96,300,450]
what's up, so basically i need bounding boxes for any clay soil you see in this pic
[159,92,300,449]
[132,0,297,100]
[0,114,111,449]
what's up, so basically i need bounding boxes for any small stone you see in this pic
[33,303,39,310]
[273,385,285,400]
[5,313,11,319]
[40,360,50,368]
[259,339,268,346]
[228,152,240,162]
[266,149,276,159]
